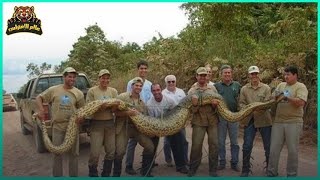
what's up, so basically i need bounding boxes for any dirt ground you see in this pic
[2,110,318,177]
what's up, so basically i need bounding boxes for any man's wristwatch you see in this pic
[284,96,288,101]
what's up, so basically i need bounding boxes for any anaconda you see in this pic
[34,99,128,155]
[35,93,283,154]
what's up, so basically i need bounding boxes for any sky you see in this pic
[2,2,189,93]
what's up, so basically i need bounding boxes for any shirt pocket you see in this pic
[257,93,266,102]
[232,86,239,98]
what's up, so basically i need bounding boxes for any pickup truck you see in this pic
[17,73,91,153]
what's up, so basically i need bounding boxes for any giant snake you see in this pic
[34,93,284,154]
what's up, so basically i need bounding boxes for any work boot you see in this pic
[231,164,240,172]
[113,159,122,177]
[208,154,218,174]
[217,164,225,170]
[88,165,98,177]
[176,166,188,174]
[140,154,154,177]
[125,165,137,175]
[209,171,218,177]
[187,169,196,177]
[240,150,251,177]
[101,159,113,177]
[240,171,249,177]
[166,161,173,167]
[267,171,278,177]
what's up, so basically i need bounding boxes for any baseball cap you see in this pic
[63,67,77,74]
[248,66,260,74]
[98,69,110,77]
[132,77,144,85]
[196,67,208,75]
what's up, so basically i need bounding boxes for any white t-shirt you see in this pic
[208,81,215,86]
[146,95,177,118]
[162,88,186,105]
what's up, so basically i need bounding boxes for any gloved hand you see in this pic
[283,89,290,97]
[274,89,281,97]
[283,89,290,101]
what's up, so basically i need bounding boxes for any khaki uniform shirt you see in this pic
[115,92,147,134]
[274,82,308,123]
[86,86,118,120]
[239,82,272,127]
[40,84,85,131]
[188,83,219,126]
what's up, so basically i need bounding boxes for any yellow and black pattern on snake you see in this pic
[38,93,283,154]
[38,99,128,155]
[130,92,283,137]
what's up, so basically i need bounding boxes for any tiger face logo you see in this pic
[14,6,35,22]
[8,6,40,24]
[6,6,42,35]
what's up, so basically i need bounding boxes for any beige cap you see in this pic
[248,66,260,74]
[196,67,208,75]
[98,69,110,77]
[132,77,144,85]
[63,67,77,74]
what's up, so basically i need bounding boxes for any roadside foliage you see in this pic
[23,3,317,135]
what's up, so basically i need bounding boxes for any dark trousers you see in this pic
[242,118,271,173]
[151,136,159,157]
[164,128,188,163]
[167,130,187,169]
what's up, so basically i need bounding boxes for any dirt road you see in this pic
[2,110,318,177]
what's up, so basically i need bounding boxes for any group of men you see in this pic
[35,59,308,177]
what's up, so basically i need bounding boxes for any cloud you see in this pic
[3,59,28,75]
[3,74,29,93]
[2,2,188,93]
[3,3,188,59]
[3,58,62,75]
[2,59,61,94]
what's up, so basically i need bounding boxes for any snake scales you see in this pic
[35,93,283,154]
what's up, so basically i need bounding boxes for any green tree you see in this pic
[60,23,144,82]
[18,84,27,93]
[26,62,52,79]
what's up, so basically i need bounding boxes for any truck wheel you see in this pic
[20,112,30,135]
[33,121,46,153]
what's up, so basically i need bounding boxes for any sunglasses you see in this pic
[167,81,175,83]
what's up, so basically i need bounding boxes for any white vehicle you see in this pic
[3,93,18,112]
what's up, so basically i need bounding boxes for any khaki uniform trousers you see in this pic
[88,120,115,166]
[268,122,303,176]
[115,123,154,160]
[52,127,79,177]
[189,124,219,173]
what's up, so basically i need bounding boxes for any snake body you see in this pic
[36,93,283,154]
[38,99,128,154]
